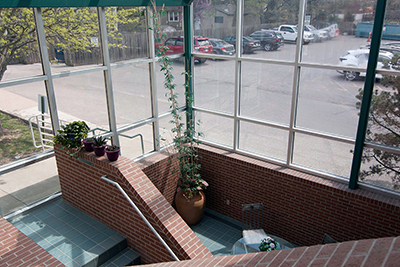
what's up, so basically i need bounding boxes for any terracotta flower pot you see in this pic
[174,190,206,225]
[82,138,94,152]
[93,145,106,156]
[106,149,120,161]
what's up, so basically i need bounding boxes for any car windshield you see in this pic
[293,26,298,31]
[308,25,316,30]
[197,40,210,46]
[244,37,256,42]
[215,40,229,46]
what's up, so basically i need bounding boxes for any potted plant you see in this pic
[53,121,90,157]
[149,2,208,225]
[92,136,107,156]
[105,145,120,161]
[82,137,95,152]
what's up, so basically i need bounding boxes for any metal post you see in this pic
[286,0,306,165]
[233,0,244,150]
[183,5,194,131]
[33,8,60,134]
[147,8,160,151]
[97,7,119,147]
[349,0,387,189]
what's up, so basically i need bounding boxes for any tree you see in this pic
[356,54,400,189]
[0,7,140,81]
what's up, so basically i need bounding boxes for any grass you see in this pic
[0,112,43,165]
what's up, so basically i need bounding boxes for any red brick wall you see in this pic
[139,236,400,267]
[0,217,63,267]
[137,151,179,205]
[196,144,400,247]
[54,145,212,264]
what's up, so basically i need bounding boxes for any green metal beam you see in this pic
[0,0,193,8]
[183,5,193,130]
[349,0,387,189]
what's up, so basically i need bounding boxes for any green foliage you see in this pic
[0,112,41,165]
[259,237,278,252]
[355,54,400,189]
[0,7,140,80]
[149,1,208,199]
[53,120,89,157]
[93,136,107,147]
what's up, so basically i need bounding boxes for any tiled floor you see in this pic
[7,198,126,267]
[191,212,242,257]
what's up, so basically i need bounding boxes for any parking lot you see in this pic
[1,34,388,177]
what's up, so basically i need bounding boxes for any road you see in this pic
[1,35,384,176]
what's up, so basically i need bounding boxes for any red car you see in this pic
[155,36,213,63]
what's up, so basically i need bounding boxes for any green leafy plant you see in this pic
[93,136,107,147]
[53,121,90,157]
[259,236,278,252]
[106,145,120,151]
[148,2,208,199]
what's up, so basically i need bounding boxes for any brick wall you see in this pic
[54,145,212,264]
[196,144,400,247]
[139,236,400,267]
[137,151,179,206]
[0,216,63,267]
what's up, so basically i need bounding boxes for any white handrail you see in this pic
[100,175,180,261]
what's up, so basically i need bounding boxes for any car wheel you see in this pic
[264,43,272,51]
[345,71,359,81]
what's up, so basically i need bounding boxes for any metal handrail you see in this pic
[100,175,180,261]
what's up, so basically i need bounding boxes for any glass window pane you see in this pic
[296,67,362,138]
[0,82,51,167]
[360,149,400,192]
[239,122,288,162]
[292,133,353,177]
[196,112,233,148]
[107,7,148,61]
[157,60,185,114]
[112,64,152,127]
[118,124,154,159]
[1,8,43,81]
[193,0,236,60]
[53,71,109,129]
[194,60,235,114]
[155,7,183,56]
[242,0,298,60]
[241,62,293,124]
[43,7,103,70]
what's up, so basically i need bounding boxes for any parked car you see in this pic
[361,42,400,55]
[209,38,235,56]
[304,25,328,42]
[223,36,261,54]
[155,36,213,63]
[249,30,284,51]
[337,49,393,81]
[276,25,313,44]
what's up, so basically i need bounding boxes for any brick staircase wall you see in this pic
[0,216,64,267]
[139,236,400,266]
[54,145,212,264]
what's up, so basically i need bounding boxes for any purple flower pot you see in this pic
[106,149,120,161]
[82,139,94,152]
[93,145,106,156]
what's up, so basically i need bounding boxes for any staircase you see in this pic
[6,197,140,266]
